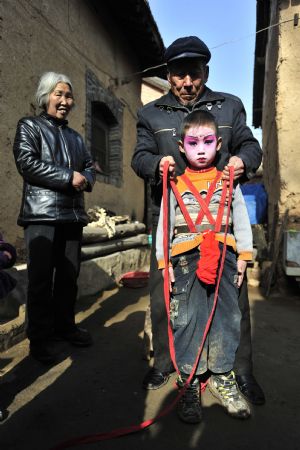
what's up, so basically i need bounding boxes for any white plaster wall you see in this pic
[262,0,300,224]
[276,1,300,217]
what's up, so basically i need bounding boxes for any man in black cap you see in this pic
[131,36,265,405]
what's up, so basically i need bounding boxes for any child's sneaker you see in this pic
[177,376,202,424]
[208,371,251,419]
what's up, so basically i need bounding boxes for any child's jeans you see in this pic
[170,244,241,375]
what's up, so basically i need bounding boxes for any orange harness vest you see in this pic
[170,170,229,284]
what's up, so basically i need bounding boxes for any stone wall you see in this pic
[0,0,145,245]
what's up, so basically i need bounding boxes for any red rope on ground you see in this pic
[50,164,234,450]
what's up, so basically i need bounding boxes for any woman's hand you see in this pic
[237,259,247,288]
[162,266,175,292]
[72,171,88,191]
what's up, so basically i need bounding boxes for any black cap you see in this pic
[164,36,211,64]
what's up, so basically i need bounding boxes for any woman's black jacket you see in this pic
[13,112,96,226]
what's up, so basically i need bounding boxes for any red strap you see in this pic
[214,179,229,232]
[162,164,180,374]
[170,170,223,233]
[170,180,196,232]
[195,171,222,225]
[180,173,216,226]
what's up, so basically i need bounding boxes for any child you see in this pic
[156,110,252,424]
[0,232,17,421]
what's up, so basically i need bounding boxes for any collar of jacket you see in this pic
[40,111,69,127]
[154,87,225,112]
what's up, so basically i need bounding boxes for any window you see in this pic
[86,69,124,187]
[91,103,111,175]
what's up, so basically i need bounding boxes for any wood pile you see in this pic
[81,206,149,261]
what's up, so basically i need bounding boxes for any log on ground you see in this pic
[82,222,146,244]
[81,234,149,260]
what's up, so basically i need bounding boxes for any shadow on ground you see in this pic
[0,285,300,450]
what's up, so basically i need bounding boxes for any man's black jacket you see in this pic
[131,87,262,223]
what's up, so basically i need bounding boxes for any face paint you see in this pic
[183,125,218,169]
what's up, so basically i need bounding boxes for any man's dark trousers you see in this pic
[149,224,253,375]
[24,223,83,343]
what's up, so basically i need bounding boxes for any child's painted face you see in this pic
[180,125,221,169]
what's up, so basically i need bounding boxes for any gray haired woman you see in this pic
[13,72,96,364]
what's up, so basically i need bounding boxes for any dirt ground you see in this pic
[0,283,300,450]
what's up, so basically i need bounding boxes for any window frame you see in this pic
[86,69,124,187]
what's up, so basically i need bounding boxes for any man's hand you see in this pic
[237,259,247,288]
[223,156,244,181]
[72,171,88,191]
[162,266,175,292]
[159,156,176,180]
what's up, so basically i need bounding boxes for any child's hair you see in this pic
[180,110,218,141]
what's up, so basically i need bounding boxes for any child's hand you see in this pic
[162,266,175,292]
[237,260,247,287]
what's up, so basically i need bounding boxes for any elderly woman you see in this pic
[13,72,96,364]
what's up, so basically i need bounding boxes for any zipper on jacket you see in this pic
[154,128,177,136]
[59,126,79,222]
[58,126,71,168]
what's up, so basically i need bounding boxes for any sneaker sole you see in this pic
[177,413,202,425]
[177,410,202,424]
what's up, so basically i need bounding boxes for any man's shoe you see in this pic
[208,371,251,419]
[57,327,93,347]
[177,376,202,424]
[236,374,265,405]
[142,367,170,390]
[29,342,59,364]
